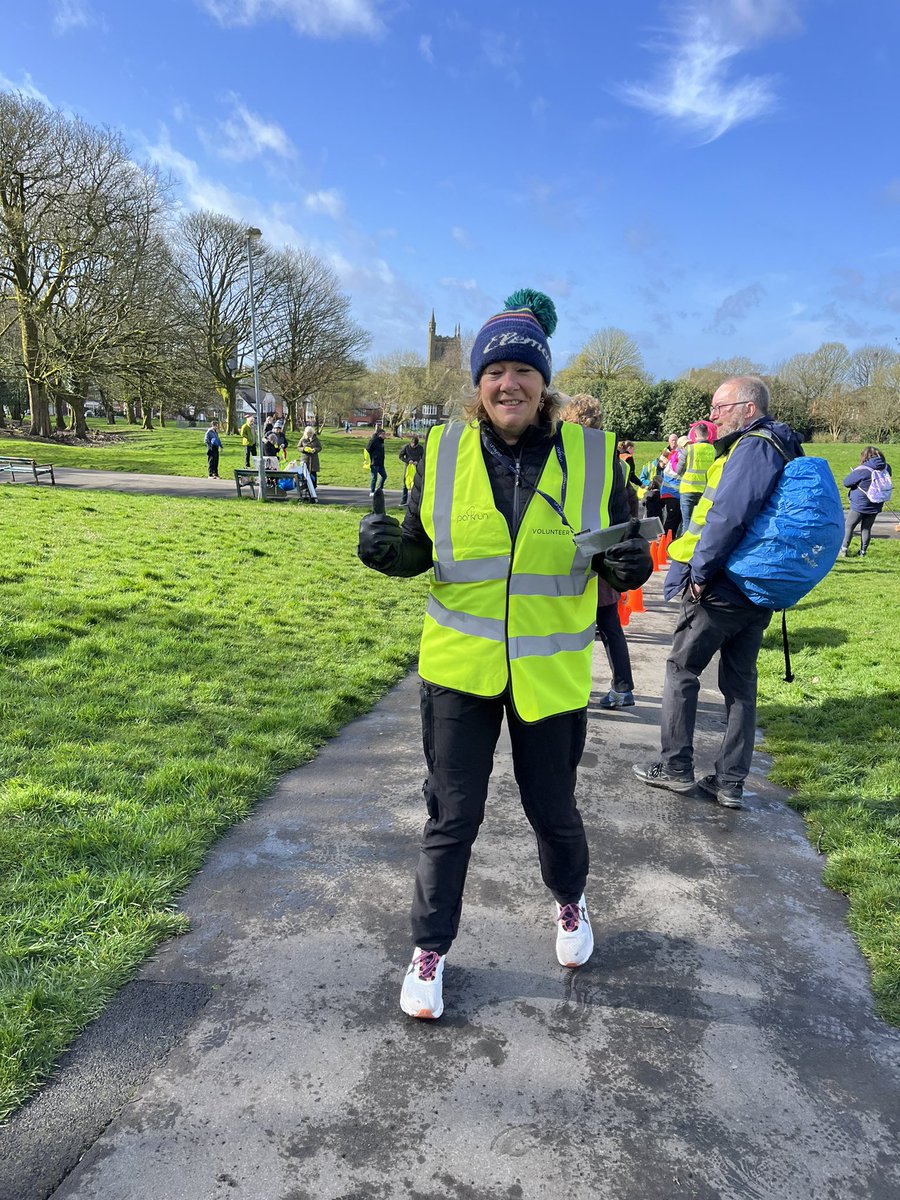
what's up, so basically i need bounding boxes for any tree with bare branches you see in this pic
[266,245,369,433]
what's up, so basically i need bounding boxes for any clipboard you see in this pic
[572,516,664,556]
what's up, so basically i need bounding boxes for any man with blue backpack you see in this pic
[632,376,838,810]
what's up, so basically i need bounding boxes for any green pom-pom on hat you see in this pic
[503,287,557,337]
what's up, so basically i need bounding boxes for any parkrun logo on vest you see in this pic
[455,506,490,523]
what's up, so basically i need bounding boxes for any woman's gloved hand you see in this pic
[599,518,653,591]
[358,490,402,569]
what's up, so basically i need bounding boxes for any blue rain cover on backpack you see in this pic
[724,443,843,609]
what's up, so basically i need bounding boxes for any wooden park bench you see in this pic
[233,466,317,503]
[0,456,56,485]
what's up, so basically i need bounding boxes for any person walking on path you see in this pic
[398,434,423,505]
[677,423,715,533]
[204,419,222,478]
[298,425,322,486]
[633,376,803,810]
[357,288,652,1020]
[366,427,387,495]
[239,414,256,469]
[839,447,893,558]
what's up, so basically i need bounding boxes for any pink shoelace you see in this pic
[558,903,582,933]
[413,950,441,981]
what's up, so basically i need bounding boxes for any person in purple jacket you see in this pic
[839,447,892,558]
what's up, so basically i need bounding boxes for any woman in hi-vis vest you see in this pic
[357,289,652,1020]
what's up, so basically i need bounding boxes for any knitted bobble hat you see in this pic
[470,287,558,385]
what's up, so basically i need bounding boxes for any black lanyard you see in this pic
[482,428,572,530]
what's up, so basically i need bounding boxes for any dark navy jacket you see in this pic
[843,456,891,514]
[664,416,804,607]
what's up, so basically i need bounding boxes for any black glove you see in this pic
[599,518,653,591]
[358,509,402,570]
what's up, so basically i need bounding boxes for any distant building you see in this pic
[422,311,462,427]
[426,310,461,378]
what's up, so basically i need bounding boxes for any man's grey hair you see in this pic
[728,376,770,414]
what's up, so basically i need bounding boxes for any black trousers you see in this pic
[244,442,256,468]
[411,683,589,955]
[595,602,634,692]
[660,593,772,785]
[842,509,877,554]
[207,447,219,477]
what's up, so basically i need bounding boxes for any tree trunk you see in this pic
[221,382,238,434]
[125,397,136,424]
[55,393,68,430]
[68,385,88,439]
[19,309,51,437]
[141,407,153,430]
[99,387,116,424]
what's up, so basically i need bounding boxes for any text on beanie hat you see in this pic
[470,288,557,385]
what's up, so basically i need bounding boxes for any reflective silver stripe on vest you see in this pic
[431,422,466,564]
[687,481,719,535]
[509,624,596,659]
[426,595,505,641]
[433,556,509,583]
[509,573,591,597]
[580,427,608,531]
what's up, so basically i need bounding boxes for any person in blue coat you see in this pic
[204,420,222,478]
[839,447,892,558]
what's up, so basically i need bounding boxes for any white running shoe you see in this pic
[400,948,445,1019]
[556,896,593,967]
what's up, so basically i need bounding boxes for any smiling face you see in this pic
[478,360,544,444]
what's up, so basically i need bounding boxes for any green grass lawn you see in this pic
[0,486,428,1119]
[757,541,900,1024]
[0,423,399,488]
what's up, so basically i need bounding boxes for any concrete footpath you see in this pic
[2,574,899,1200]
[46,467,399,508]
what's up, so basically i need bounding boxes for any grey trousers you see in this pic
[660,593,773,784]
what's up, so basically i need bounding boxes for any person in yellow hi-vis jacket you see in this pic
[357,289,652,1020]
[398,434,423,505]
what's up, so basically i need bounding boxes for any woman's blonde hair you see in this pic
[462,382,565,434]
[559,392,603,430]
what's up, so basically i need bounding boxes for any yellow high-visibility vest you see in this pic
[418,421,615,722]
[669,431,771,564]
[680,441,716,495]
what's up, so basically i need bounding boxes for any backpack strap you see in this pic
[781,610,794,683]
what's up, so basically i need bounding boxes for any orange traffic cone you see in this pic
[627,587,645,613]
[650,539,660,571]
[658,536,668,566]
[618,597,630,626]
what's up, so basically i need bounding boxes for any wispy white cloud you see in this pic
[197,0,385,37]
[52,0,100,35]
[708,281,765,333]
[419,34,434,64]
[305,189,345,219]
[480,33,523,82]
[618,1,802,142]
[0,71,53,106]
[206,94,295,161]
[451,226,472,251]
[879,179,900,205]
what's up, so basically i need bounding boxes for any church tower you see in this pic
[426,311,462,378]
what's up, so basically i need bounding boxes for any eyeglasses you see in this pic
[709,401,748,414]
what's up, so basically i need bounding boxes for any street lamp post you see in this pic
[245,226,266,500]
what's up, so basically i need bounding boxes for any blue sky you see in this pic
[2,0,898,379]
